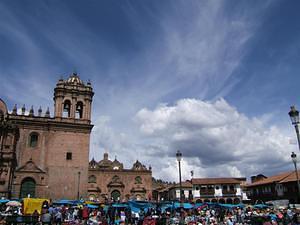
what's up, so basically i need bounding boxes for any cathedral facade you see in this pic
[0,73,152,201]
[88,153,152,202]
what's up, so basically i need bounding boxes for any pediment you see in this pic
[16,160,45,173]
[131,187,146,193]
[107,181,125,188]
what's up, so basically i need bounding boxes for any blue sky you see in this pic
[1,0,300,181]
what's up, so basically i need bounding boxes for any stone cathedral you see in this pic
[0,73,152,201]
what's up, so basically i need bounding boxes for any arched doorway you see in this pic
[233,198,240,204]
[136,194,142,201]
[111,190,121,202]
[219,198,225,204]
[211,199,217,203]
[20,177,36,198]
[204,199,210,203]
[196,199,202,203]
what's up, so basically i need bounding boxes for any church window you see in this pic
[29,132,39,148]
[88,175,96,183]
[135,176,142,184]
[63,100,71,118]
[75,102,83,119]
[66,152,72,160]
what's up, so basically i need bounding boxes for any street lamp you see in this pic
[77,171,81,200]
[176,150,183,203]
[291,152,300,202]
[289,106,300,151]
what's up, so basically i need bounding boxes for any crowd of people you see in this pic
[1,201,300,225]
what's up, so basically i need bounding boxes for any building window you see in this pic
[215,186,220,190]
[135,176,142,184]
[66,152,72,160]
[75,102,83,119]
[63,100,71,118]
[208,185,214,190]
[88,175,96,183]
[29,133,39,148]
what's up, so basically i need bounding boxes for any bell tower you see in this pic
[53,73,94,123]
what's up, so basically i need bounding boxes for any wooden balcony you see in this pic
[200,190,215,197]
[222,190,237,196]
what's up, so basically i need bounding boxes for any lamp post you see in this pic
[291,152,300,202]
[176,150,183,203]
[289,106,300,151]
[77,171,81,200]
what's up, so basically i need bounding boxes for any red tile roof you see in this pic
[191,177,245,185]
[170,181,193,189]
[247,170,300,187]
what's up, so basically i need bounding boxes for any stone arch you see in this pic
[233,198,240,204]
[20,177,36,198]
[219,198,225,204]
[211,199,218,203]
[75,101,84,119]
[135,194,143,201]
[63,100,71,118]
[89,194,96,201]
[196,199,203,203]
[226,198,233,204]
[204,199,210,203]
[111,190,121,202]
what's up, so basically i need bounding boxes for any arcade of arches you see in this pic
[195,198,241,204]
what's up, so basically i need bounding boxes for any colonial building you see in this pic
[167,181,193,202]
[247,170,300,204]
[0,73,94,199]
[152,178,246,203]
[191,178,246,204]
[88,153,152,202]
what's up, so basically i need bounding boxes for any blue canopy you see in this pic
[128,201,155,213]
[0,199,9,204]
[87,204,98,209]
[112,203,129,208]
[219,203,245,209]
[53,199,83,205]
[158,203,174,212]
[173,202,194,209]
[254,204,269,209]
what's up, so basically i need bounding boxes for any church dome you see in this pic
[132,160,147,171]
[66,72,84,85]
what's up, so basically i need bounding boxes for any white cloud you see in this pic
[135,98,293,180]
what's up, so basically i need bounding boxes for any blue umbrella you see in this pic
[0,199,9,204]
[254,204,269,209]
